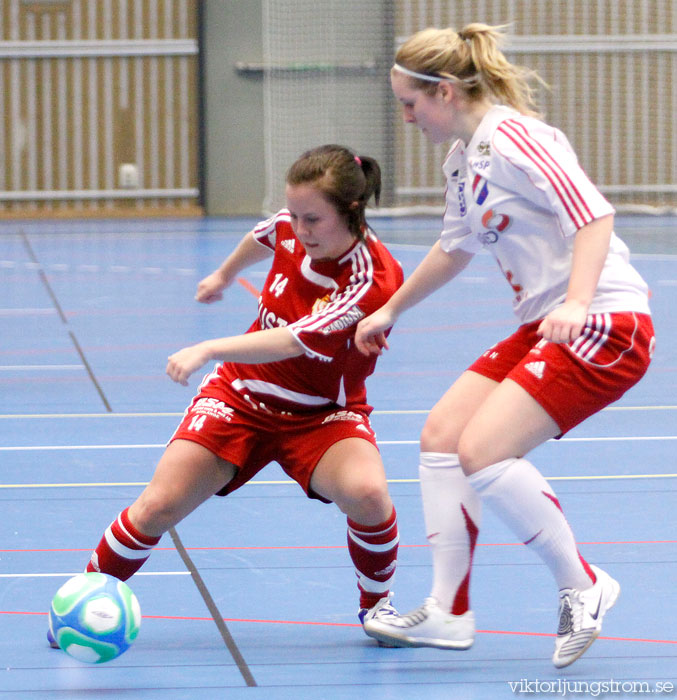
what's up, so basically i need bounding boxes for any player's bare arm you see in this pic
[195,230,273,303]
[167,327,304,386]
[537,214,614,344]
[355,243,474,355]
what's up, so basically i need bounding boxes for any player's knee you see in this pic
[337,474,391,522]
[129,491,180,536]
[356,476,390,509]
[420,415,460,453]
[457,431,490,476]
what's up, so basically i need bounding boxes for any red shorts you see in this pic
[467,312,655,434]
[169,374,378,502]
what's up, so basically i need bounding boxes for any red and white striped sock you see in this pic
[347,508,399,610]
[86,507,161,581]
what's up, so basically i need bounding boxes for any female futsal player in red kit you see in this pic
[51,145,404,647]
[355,24,654,668]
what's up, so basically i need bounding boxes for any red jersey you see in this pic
[212,210,403,414]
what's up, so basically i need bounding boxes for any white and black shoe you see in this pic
[553,565,620,668]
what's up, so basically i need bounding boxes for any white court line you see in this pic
[1,473,676,490]
[631,252,677,260]
[0,405,675,419]
[1,436,676,452]
[0,365,83,371]
[0,444,167,451]
[0,308,56,316]
[560,436,677,442]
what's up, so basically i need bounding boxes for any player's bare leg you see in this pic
[311,439,400,643]
[311,437,392,525]
[128,439,237,536]
[360,371,496,649]
[459,378,615,667]
[84,441,236,580]
[47,441,237,650]
[420,370,499,454]
[457,377,559,473]
[368,375,615,664]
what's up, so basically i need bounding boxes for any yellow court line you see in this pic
[1,473,676,489]
[2,435,677,452]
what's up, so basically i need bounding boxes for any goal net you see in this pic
[263,0,677,215]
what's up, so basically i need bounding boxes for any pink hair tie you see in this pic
[354,156,362,166]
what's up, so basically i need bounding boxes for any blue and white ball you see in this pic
[49,572,141,663]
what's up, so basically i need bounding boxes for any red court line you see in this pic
[237,277,260,299]
[2,540,675,553]
[4,610,675,645]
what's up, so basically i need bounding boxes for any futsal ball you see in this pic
[49,572,141,664]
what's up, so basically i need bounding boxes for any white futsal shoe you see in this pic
[362,596,475,649]
[552,565,620,668]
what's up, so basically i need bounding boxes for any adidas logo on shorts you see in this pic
[524,361,546,380]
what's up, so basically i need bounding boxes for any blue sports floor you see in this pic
[1,216,676,699]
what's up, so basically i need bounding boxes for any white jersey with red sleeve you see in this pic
[216,209,404,413]
[439,105,650,323]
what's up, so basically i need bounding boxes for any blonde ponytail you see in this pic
[395,23,546,118]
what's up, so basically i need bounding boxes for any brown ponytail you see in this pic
[286,144,382,240]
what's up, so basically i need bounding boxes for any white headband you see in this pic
[392,62,481,87]
[392,63,443,82]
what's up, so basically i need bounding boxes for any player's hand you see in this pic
[195,271,229,304]
[166,342,212,386]
[355,308,396,356]
[537,301,588,344]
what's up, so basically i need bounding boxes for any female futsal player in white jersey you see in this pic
[49,145,404,649]
[354,24,654,668]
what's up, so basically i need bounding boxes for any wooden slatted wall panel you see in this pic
[0,0,200,217]
[394,0,677,211]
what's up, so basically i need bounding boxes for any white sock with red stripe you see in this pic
[347,508,399,610]
[467,458,595,590]
[419,452,481,615]
[86,507,161,580]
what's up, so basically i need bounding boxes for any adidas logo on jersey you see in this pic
[524,361,546,380]
[281,238,295,253]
